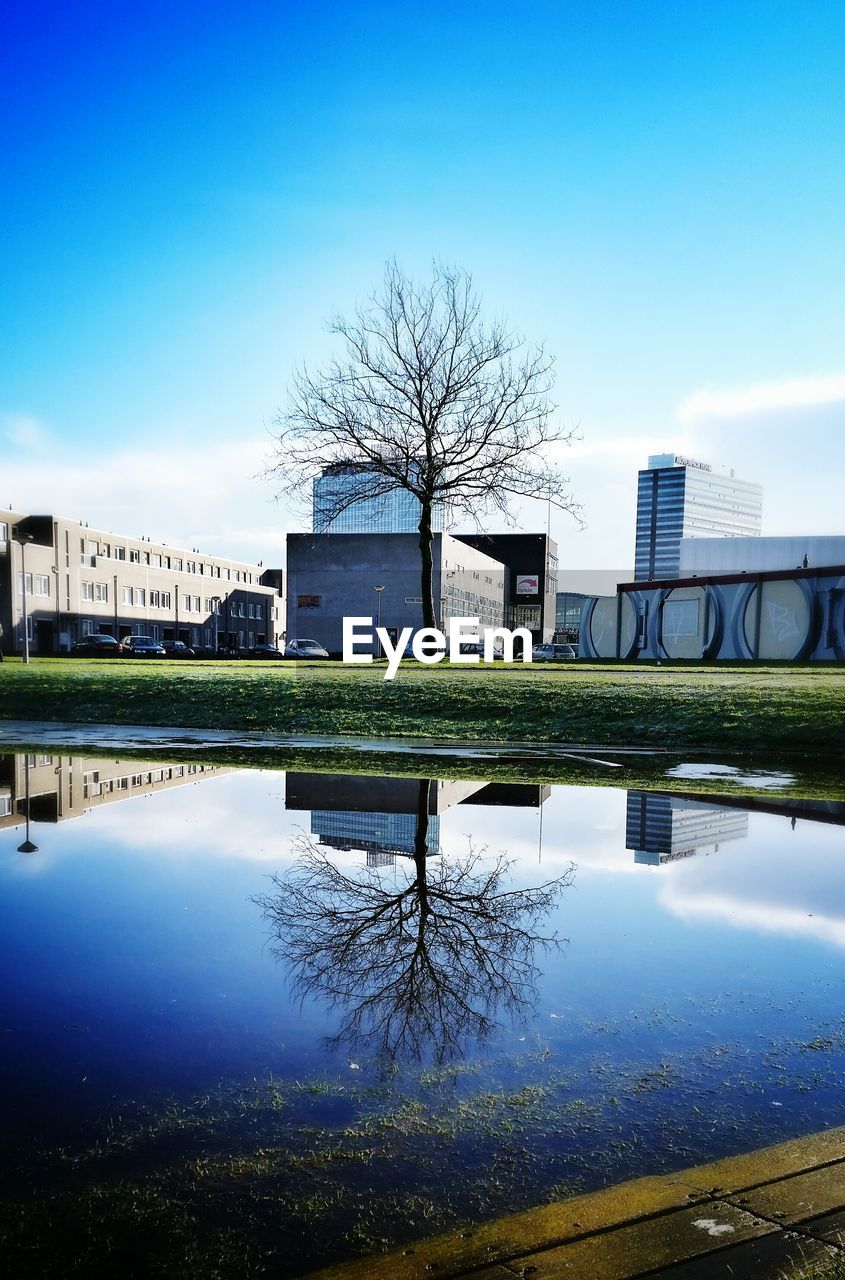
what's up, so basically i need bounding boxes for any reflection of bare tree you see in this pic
[256,781,574,1060]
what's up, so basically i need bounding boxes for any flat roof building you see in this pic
[0,510,283,656]
[453,532,558,642]
[285,532,506,654]
[634,453,762,581]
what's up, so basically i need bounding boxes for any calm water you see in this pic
[2,751,845,1275]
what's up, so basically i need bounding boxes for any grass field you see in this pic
[1,656,844,757]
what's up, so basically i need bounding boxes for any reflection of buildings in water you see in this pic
[0,754,227,833]
[285,774,551,864]
[626,792,749,865]
[626,790,845,866]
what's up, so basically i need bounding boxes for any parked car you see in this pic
[71,634,124,658]
[121,636,166,658]
[251,643,285,659]
[161,640,195,658]
[532,642,577,662]
[284,638,330,659]
[458,640,506,660]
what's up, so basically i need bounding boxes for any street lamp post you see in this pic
[373,585,385,659]
[211,596,221,655]
[13,531,34,664]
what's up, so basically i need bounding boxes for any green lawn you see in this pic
[1,656,843,756]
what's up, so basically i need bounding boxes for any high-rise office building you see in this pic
[634,453,762,581]
[312,464,446,533]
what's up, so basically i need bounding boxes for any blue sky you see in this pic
[2,0,844,569]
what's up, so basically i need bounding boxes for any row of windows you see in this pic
[78,537,256,582]
[16,573,51,597]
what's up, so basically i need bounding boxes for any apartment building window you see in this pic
[255,603,264,621]
[129,548,140,564]
[17,572,32,596]
[239,602,246,617]
[163,555,171,569]
[0,796,11,817]
[187,560,196,574]
[101,543,110,557]
[191,626,200,646]
[198,563,205,575]
[122,586,133,606]
[172,557,182,572]
[0,522,8,541]
[81,619,94,636]
[161,590,171,609]
[191,595,200,613]
[248,603,255,619]
[181,593,191,612]
[150,624,160,641]
[114,547,126,560]
[238,630,246,648]
[226,568,231,580]
[204,627,213,647]
[229,602,237,617]
[133,588,145,607]
[35,575,50,597]
[151,554,161,568]
[150,590,160,608]
[96,582,108,602]
[81,581,94,602]
[248,632,255,649]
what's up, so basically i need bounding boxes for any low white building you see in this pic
[679,535,845,577]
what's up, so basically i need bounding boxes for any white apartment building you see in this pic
[0,510,283,655]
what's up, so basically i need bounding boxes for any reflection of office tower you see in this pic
[285,774,551,862]
[626,792,749,865]
[634,454,762,581]
[0,754,228,832]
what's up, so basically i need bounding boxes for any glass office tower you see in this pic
[634,453,762,581]
[313,465,446,534]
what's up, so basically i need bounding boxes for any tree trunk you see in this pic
[418,501,436,629]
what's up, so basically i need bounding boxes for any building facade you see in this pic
[634,453,763,581]
[285,531,506,654]
[312,464,447,534]
[580,562,845,662]
[453,533,558,642]
[0,511,284,655]
[679,534,845,578]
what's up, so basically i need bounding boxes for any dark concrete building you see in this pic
[453,532,558,643]
[285,532,506,654]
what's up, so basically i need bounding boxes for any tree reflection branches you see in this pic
[256,795,574,1061]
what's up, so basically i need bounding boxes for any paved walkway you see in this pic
[306,1126,845,1279]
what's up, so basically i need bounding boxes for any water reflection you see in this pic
[285,772,550,865]
[259,778,572,1060]
[627,790,845,867]
[0,751,227,843]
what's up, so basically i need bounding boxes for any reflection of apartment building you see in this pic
[286,773,550,865]
[0,753,228,832]
[626,792,749,865]
[0,511,284,655]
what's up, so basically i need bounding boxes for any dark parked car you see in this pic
[251,643,284,659]
[71,634,124,658]
[284,638,329,660]
[161,640,195,658]
[121,636,166,658]
[532,642,577,662]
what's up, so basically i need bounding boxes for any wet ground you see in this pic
[1,740,844,1276]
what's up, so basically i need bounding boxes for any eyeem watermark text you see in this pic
[343,617,534,682]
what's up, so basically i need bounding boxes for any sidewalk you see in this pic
[305,1126,845,1279]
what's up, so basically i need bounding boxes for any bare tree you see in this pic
[255,781,574,1061]
[270,262,580,627]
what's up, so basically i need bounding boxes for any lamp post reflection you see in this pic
[17,755,38,855]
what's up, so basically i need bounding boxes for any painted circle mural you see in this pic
[659,586,712,660]
[742,579,811,660]
[589,594,637,659]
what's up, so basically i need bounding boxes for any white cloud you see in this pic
[677,373,845,425]
[2,411,52,452]
[2,421,294,565]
